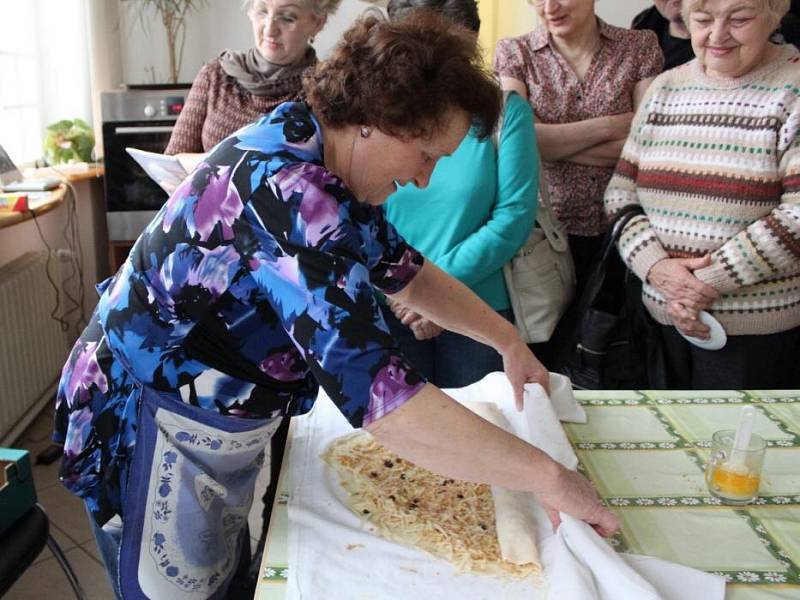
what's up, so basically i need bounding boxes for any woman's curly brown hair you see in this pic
[303,11,501,140]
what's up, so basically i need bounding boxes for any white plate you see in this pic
[678,310,727,350]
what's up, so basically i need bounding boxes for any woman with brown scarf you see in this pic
[165,0,340,155]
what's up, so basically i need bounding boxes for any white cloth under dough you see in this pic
[286,372,725,600]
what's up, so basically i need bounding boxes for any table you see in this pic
[255,390,800,600]
[0,186,67,230]
[0,163,104,230]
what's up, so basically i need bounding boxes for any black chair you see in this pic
[0,503,86,599]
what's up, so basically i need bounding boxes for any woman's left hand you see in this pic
[501,337,550,411]
[666,300,711,339]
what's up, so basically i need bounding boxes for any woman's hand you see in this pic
[536,464,620,537]
[500,337,550,411]
[387,296,420,325]
[666,301,711,339]
[603,111,634,141]
[409,316,443,340]
[647,256,720,311]
[387,297,443,340]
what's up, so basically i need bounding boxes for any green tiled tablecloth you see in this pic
[564,390,800,600]
[256,390,800,599]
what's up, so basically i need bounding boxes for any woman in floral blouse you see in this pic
[55,13,617,599]
[495,0,663,293]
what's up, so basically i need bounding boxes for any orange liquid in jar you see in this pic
[710,464,760,499]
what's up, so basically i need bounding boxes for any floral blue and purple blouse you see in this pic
[54,102,426,525]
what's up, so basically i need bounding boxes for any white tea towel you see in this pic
[529,372,587,423]
[545,514,727,600]
[286,372,725,600]
[286,380,547,599]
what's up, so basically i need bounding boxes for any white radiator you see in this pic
[0,251,68,445]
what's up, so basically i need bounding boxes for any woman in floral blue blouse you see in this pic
[54,13,618,599]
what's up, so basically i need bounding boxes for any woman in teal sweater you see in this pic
[384,0,539,388]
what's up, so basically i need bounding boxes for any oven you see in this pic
[101,85,189,245]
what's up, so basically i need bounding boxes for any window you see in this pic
[0,0,42,165]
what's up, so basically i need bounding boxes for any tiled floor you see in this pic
[5,404,271,599]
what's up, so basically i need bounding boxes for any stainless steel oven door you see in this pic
[103,122,174,241]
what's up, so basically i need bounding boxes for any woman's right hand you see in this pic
[666,301,711,339]
[535,463,620,537]
[387,296,442,340]
[409,317,443,340]
[647,256,720,311]
[603,111,634,141]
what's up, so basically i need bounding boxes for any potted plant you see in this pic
[43,119,95,165]
[127,0,207,84]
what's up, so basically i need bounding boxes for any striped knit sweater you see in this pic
[604,44,800,336]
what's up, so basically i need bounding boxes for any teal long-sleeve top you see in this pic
[384,93,539,311]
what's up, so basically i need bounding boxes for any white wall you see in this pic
[595,0,652,28]
[86,0,124,158]
[118,0,382,85]
[116,0,655,85]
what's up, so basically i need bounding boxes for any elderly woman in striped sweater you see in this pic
[604,0,800,389]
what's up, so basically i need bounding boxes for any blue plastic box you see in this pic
[0,448,37,535]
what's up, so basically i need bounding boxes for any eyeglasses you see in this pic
[251,8,306,31]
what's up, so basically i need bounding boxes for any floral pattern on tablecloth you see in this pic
[565,390,800,597]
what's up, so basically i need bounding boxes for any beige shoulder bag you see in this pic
[496,92,576,344]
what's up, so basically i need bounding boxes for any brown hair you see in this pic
[303,11,501,139]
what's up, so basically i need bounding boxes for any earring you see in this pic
[360,126,371,139]
[309,36,315,44]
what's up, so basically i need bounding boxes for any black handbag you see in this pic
[549,206,655,389]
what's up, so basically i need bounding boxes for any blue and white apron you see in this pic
[118,386,280,599]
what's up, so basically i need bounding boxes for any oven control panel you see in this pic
[141,97,184,119]
[101,89,188,123]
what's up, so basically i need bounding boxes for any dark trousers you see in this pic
[380,305,511,389]
[652,324,800,389]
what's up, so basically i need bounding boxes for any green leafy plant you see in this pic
[127,0,208,84]
[43,118,95,165]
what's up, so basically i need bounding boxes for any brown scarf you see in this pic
[218,46,317,97]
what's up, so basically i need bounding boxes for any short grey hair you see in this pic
[243,0,343,17]
[682,0,790,30]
